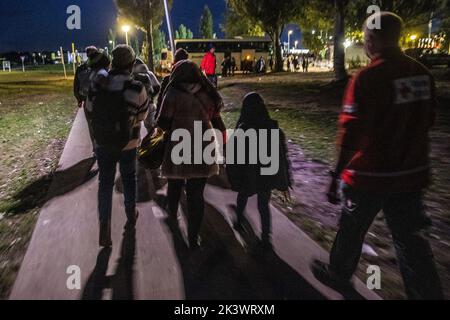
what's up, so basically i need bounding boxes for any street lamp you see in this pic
[164,0,175,52]
[343,39,352,49]
[288,30,293,54]
[108,40,116,54]
[122,25,131,46]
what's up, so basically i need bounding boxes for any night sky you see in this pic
[0,0,301,53]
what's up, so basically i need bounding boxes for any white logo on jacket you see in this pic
[393,75,431,105]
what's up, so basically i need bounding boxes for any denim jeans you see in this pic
[96,147,137,223]
[330,183,443,300]
[206,75,218,88]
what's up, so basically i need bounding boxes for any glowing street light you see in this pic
[122,25,131,46]
[288,30,293,54]
[109,40,116,52]
[343,39,352,49]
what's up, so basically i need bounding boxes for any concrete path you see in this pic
[10,109,380,300]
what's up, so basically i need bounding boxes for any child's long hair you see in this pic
[238,92,272,128]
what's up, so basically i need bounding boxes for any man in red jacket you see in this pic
[312,12,443,299]
[200,44,217,87]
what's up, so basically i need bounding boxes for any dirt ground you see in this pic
[219,70,450,300]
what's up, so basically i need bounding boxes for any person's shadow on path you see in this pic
[157,192,326,300]
[6,157,98,215]
[81,223,136,300]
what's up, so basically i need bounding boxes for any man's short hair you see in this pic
[174,48,189,63]
[111,45,136,70]
[85,46,99,59]
[365,11,404,45]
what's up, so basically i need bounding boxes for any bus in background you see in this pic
[160,38,272,74]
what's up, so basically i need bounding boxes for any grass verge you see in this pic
[0,67,76,298]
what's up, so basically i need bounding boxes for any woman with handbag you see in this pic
[157,60,226,250]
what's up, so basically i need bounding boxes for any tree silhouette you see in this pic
[115,0,172,71]
[222,3,265,38]
[175,24,194,39]
[227,0,303,72]
[200,5,214,39]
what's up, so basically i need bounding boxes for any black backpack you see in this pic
[77,64,92,98]
[91,78,139,150]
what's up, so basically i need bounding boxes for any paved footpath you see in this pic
[10,110,380,300]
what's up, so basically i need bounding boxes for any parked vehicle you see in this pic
[405,48,450,68]
[160,38,273,74]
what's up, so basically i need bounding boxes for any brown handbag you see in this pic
[138,127,167,170]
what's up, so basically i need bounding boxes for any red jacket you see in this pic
[200,52,216,76]
[339,48,436,193]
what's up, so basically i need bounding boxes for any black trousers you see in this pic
[84,107,96,151]
[330,183,443,300]
[236,191,272,244]
[167,178,208,245]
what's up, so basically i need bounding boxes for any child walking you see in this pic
[227,92,292,250]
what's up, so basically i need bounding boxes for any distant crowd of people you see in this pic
[73,11,444,300]
[285,54,316,73]
[216,53,319,76]
[221,55,268,76]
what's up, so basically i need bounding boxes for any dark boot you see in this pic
[311,260,353,292]
[99,221,112,248]
[189,235,202,252]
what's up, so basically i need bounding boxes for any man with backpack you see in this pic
[74,46,99,107]
[74,46,112,155]
[90,45,149,247]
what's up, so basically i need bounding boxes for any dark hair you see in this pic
[85,46,98,59]
[89,52,110,70]
[111,45,136,71]
[238,92,271,127]
[365,11,404,45]
[174,48,189,63]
